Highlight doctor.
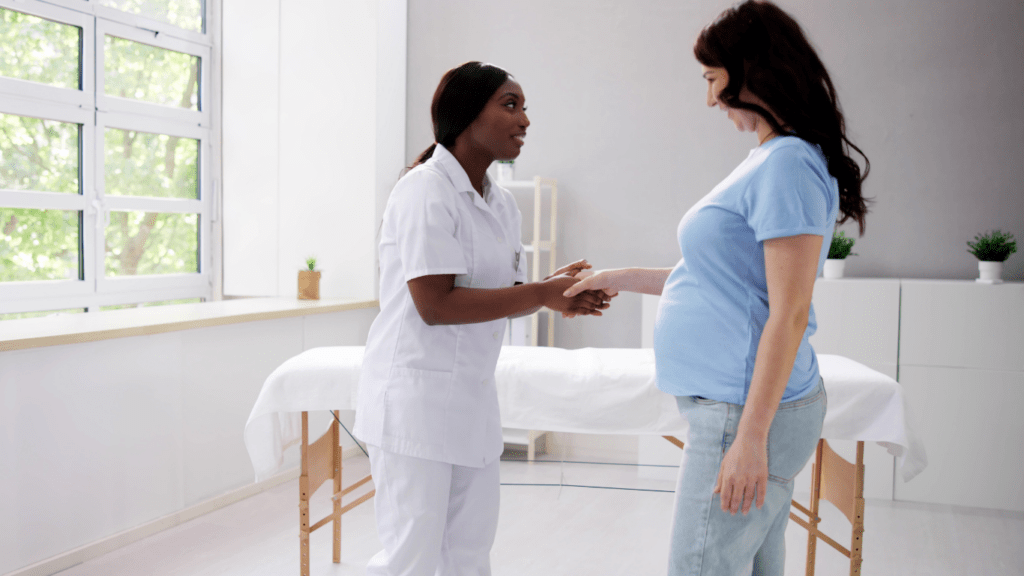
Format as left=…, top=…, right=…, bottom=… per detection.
left=353, top=61, right=611, bottom=576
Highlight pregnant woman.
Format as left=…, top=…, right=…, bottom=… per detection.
left=565, top=2, right=870, bottom=573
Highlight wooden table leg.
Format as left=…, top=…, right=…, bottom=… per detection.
left=333, top=410, right=342, bottom=564
left=298, top=410, right=376, bottom=574
left=850, top=441, right=865, bottom=576
left=805, top=439, right=824, bottom=576
left=300, top=411, right=311, bottom=576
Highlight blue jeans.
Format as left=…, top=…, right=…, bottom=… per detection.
left=668, top=380, right=826, bottom=576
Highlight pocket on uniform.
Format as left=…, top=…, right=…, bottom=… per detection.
left=382, top=367, right=453, bottom=445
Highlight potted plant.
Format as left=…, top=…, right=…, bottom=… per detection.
left=967, top=229, right=1017, bottom=284
left=298, top=256, right=321, bottom=300
left=495, top=159, right=515, bottom=182
left=824, top=230, right=856, bottom=279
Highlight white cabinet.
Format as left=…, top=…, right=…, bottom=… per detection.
left=895, top=280, right=1024, bottom=511
left=896, top=365, right=1024, bottom=511
left=807, top=278, right=900, bottom=380
left=500, top=177, right=559, bottom=347
left=899, top=280, right=1024, bottom=372
left=800, top=278, right=901, bottom=500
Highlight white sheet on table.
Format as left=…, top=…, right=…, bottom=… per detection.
left=244, top=346, right=926, bottom=483
left=244, top=347, right=364, bottom=482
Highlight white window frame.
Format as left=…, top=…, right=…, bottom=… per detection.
left=0, top=0, right=94, bottom=108
left=95, top=111, right=211, bottom=296
left=0, top=0, right=216, bottom=314
left=96, top=18, right=211, bottom=127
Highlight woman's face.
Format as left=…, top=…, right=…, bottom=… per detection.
left=463, top=79, right=530, bottom=161
left=701, top=65, right=761, bottom=134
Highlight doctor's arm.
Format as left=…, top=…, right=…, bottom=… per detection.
left=407, top=273, right=610, bottom=326
left=714, top=233, right=823, bottom=515
left=508, top=259, right=598, bottom=319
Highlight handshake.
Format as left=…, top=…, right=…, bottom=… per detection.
left=540, top=259, right=619, bottom=318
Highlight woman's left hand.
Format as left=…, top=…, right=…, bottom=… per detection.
left=713, top=436, right=768, bottom=515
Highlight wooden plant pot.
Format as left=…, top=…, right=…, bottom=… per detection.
left=298, top=270, right=321, bottom=300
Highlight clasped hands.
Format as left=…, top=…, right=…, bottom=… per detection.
left=541, top=259, right=618, bottom=318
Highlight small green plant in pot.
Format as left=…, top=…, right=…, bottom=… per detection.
left=967, top=229, right=1016, bottom=284
left=298, top=256, right=321, bottom=299
left=823, top=230, right=856, bottom=279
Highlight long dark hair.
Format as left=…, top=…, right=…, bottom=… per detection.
left=694, top=0, right=870, bottom=234
left=411, top=61, right=511, bottom=168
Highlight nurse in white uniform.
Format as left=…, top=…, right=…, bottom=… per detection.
left=353, top=61, right=612, bottom=576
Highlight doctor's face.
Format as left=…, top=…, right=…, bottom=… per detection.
left=463, top=79, right=530, bottom=161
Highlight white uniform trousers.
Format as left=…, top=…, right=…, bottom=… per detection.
left=367, top=444, right=500, bottom=576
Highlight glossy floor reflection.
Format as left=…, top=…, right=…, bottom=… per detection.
left=55, top=454, right=1024, bottom=576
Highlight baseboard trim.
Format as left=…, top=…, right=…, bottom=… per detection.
left=4, top=447, right=366, bottom=576
left=2, top=466, right=301, bottom=576
left=6, top=446, right=370, bottom=573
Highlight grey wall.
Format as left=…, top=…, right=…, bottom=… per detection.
left=406, top=0, right=1024, bottom=349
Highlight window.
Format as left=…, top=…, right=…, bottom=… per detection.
left=0, top=0, right=216, bottom=316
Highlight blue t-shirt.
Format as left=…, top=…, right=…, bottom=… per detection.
left=654, top=136, right=838, bottom=404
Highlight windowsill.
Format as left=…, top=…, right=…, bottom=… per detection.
left=0, top=297, right=379, bottom=352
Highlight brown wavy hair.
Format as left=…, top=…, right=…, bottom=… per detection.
left=694, top=0, right=871, bottom=234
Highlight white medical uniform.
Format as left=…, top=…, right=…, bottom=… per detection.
left=354, top=144, right=528, bottom=576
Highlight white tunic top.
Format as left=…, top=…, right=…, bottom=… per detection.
left=353, top=144, right=529, bottom=468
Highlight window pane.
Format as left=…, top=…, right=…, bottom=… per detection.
left=105, top=211, right=197, bottom=276
left=0, top=8, right=81, bottom=90
left=97, top=0, right=203, bottom=33
left=0, top=113, right=80, bottom=193
left=105, top=128, right=198, bottom=199
left=0, top=208, right=80, bottom=282
left=100, top=297, right=201, bottom=311
left=104, top=35, right=199, bottom=110
left=1, top=308, right=84, bottom=321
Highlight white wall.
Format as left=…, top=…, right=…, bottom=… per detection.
left=406, top=0, right=1024, bottom=350
left=0, top=307, right=377, bottom=574
left=223, top=0, right=406, bottom=300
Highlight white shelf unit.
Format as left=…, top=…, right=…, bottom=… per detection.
left=498, top=176, right=557, bottom=460
left=500, top=177, right=559, bottom=346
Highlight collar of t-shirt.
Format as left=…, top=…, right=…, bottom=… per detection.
left=432, top=144, right=500, bottom=214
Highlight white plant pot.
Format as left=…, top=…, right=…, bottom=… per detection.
left=977, top=261, right=1004, bottom=284
left=823, top=259, right=846, bottom=279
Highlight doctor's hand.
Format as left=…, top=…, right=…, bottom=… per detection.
left=544, top=259, right=592, bottom=280
left=713, top=436, right=768, bottom=516
left=539, top=275, right=611, bottom=316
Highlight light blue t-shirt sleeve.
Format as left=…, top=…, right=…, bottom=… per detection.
left=747, top=145, right=833, bottom=242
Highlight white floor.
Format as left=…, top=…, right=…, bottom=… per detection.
left=53, top=454, right=1024, bottom=576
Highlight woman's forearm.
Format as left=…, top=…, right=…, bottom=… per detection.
left=736, top=311, right=809, bottom=443
left=613, top=267, right=674, bottom=295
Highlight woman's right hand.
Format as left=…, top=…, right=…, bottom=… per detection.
left=562, top=269, right=622, bottom=299
left=540, top=275, right=612, bottom=316
left=558, top=269, right=623, bottom=319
